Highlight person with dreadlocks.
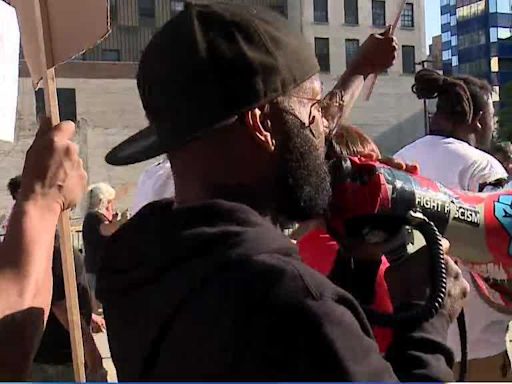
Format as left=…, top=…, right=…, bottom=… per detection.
left=395, top=69, right=512, bottom=381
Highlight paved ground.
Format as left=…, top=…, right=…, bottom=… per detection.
left=93, top=332, right=117, bottom=382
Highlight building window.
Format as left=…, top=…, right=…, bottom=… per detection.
left=345, top=39, right=360, bottom=67
left=441, top=13, right=450, bottom=24
left=491, top=56, right=499, bottom=72
left=500, top=58, right=512, bottom=71
left=110, top=0, right=117, bottom=23
left=314, top=0, right=328, bottom=23
left=170, top=0, right=185, bottom=16
left=35, top=89, right=77, bottom=122
left=138, top=0, right=155, bottom=25
left=458, top=29, right=486, bottom=49
left=315, top=37, right=330, bottom=72
left=344, top=0, right=358, bottom=24
left=372, top=0, right=386, bottom=27
left=402, top=45, right=416, bottom=74
left=489, top=0, right=512, bottom=13
left=270, top=2, right=288, bottom=18
left=456, top=0, right=485, bottom=21
left=490, top=27, right=512, bottom=43
left=101, top=49, right=120, bottom=61
left=452, top=55, right=458, bottom=67
left=313, top=0, right=329, bottom=23
left=493, top=86, right=500, bottom=102
left=401, top=3, right=414, bottom=28
left=459, top=58, right=488, bottom=77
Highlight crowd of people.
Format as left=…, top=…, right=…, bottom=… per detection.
left=3, top=1, right=512, bottom=381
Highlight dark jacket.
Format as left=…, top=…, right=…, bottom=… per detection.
left=97, top=200, right=454, bottom=381
left=82, top=211, right=108, bottom=274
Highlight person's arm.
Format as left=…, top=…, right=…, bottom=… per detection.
left=99, top=221, right=124, bottom=237
left=323, top=26, right=398, bottom=124
left=0, top=119, right=87, bottom=380
left=324, top=237, right=467, bottom=380
left=99, top=211, right=129, bottom=237
left=245, top=284, right=454, bottom=382
left=52, top=301, right=107, bottom=381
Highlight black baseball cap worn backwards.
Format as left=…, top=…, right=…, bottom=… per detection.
left=105, top=0, right=320, bottom=166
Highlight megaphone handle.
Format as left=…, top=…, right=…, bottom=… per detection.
left=364, top=213, right=447, bottom=328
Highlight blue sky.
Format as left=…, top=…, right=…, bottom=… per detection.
left=425, top=0, right=441, bottom=46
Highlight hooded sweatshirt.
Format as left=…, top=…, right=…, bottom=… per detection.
left=97, top=199, right=454, bottom=381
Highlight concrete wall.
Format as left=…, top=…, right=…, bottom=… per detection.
left=295, top=0, right=427, bottom=154
left=0, top=74, right=155, bottom=224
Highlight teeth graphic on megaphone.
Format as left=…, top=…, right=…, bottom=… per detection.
left=328, top=156, right=512, bottom=312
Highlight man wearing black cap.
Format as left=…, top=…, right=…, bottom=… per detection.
left=98, top=2, right=466, bottom=381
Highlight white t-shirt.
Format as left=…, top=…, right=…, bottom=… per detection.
left=132, top=159, right=175, bottom=214
left=395, top=135, right=511, bottom=361
left=395, top=135, right=507, bottom=192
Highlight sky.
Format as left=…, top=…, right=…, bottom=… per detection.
left=425, top=0, right=441, bottom=47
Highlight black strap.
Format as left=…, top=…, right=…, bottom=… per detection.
left=457, top=309, right=468, bottom=381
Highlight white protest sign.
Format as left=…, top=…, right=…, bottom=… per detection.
left=0, top=0, right=20, bottom=143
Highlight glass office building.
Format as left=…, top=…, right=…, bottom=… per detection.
left=441, top=0, right=512, bottom=106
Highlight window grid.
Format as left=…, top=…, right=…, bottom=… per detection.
left=372, top=0, right=386, bottom=27
left=401, top=3, right=414, bottom=28
left=138, top=0, right=155, bottom=26
left=402, top=45, right=416, bottom=74
left=345, top=39, right=360, bottom=67
left=35, top=89, right=77, bottom=122
left=344, top=0, right=358, bottom=24
left=314, top=0, right=328, bottom=23
left=101, top=49, right=121, bottom=62
left=315, top=37, right=330, bottom=72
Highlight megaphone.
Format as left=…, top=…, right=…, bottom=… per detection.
left=327, top=156, right=512, bottom=317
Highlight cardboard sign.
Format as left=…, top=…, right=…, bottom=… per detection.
left=0, top=0, right=20, bottom=142
left=12, top=0, right=110, bottom=87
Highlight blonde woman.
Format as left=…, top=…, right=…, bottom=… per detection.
left=82, top=183, right=128, bottom=311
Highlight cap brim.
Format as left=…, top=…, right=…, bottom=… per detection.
left=105, top=125, right=164, bottom=166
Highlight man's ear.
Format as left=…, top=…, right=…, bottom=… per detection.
left=470, top=111, right=484, bottom=132
left=244, top=108, right=276, bottom=152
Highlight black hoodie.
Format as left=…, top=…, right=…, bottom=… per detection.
left=97, top=200, right=454, bottom=381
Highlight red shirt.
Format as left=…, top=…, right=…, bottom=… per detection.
left=298, top=229, right=393, bottom=353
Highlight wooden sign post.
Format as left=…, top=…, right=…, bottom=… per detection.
left=11, top=0, right=110, bottom=381
left=35, top=0, right=86, bottom=379
left=364, top=0, right=407, bottom=101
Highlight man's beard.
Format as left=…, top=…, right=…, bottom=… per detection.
left=274, top=112, right=331, bottom=224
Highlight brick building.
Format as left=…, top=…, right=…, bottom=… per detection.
left=429, top=34, right=443, bottom=70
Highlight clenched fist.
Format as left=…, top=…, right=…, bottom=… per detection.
left=19, top=118, right=87, bottom=212
left=351, top=26, right=398, bottom=77
left=443, top=251, right=470, bottom=322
